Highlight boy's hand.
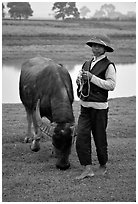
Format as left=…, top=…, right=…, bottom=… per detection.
left=82, top=71, right=93, bottom=81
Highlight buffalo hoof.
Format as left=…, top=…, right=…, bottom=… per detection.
left=30, top=140, right=40, bottom=152
left=56, top=162, right=70, bottom=171
left=24, top=137, right=30, bottom=143
left=24, top=137, right=33, bottom=143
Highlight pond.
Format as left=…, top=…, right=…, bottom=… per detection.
left=2, top=62, right=136, bottom=103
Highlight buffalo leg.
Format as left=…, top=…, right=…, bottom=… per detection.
left=24, top=110, right=33, bottom=143
left=30, top=111, right=41, bottom=152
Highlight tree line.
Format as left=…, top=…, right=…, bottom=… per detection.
left=2, top=2, right=136, bottom=20
left=2, top=2, right=80, bottom=20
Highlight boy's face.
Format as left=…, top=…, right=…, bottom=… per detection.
left=91, top=43, right=106, bottom=57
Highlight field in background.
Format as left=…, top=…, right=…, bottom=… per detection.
left=2, top=97, right=136, bottom=202
left=2, top=19, right=136, bottom=65
left=3, top=19, right=136, bottom=37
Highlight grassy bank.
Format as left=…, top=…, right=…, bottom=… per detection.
left=2, top=19, right=136, bottom=65
left=2, top=97, right=136, bottom=202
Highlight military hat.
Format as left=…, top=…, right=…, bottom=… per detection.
left=86, top=34, right=114, bottom=52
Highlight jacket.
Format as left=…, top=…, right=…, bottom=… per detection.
left=77, top=57, right=115, bottom=102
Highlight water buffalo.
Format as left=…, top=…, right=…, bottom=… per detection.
left=19, top=56, right=75, bottom=170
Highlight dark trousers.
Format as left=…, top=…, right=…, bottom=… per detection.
left=76, top=106, right=108, bottom=166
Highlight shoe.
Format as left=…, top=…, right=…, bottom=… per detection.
left=99, top=165, right=107, bottom=175
left=75, top=165, right=94, bottom=180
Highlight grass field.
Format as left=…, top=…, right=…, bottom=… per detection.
left=2, top=19, right=136, bottom=65
left=2, top=97, right=136, bottom=202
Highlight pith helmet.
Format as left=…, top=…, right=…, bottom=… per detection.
left=86, top=34, right=114, bottom=52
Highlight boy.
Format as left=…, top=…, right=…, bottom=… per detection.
left=76, top=34, right=116, bottom=179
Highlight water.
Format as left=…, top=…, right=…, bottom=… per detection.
left=2, top=63, right=136, bottom=103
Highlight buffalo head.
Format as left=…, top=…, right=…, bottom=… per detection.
left=32, top=99, right=75, bottom=170
left=52, top=122, right=73, bottom=170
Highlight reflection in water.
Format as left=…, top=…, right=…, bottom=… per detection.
left=108, top=64, right=136, bottom=99
left=2, top=63, right=136, bottom=103
left=2, top=66, right=21, bottom=103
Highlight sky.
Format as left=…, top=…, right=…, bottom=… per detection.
left=3, top=1, right=136, bottom=19
left=30, top=1, right=136, bottom=19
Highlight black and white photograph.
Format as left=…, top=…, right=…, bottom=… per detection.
left=2, top=1, right=136, bottom=202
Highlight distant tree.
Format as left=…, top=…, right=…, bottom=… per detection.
left=127, top=11, right=136, bottom=19
left=52, top=2, right=80, bottom=20
left=80, top=6, right=91, bottom=18
left=93, top=3, right=136, bottom=20
left=2, top=3, right=5, bottom=18
left=7, top=2, right=33, bottom=20
left=101, top=4, right=115, bottom=17
left=93, top=3, right=116, bottom=18
left=93, top=9, right=105, bottom=19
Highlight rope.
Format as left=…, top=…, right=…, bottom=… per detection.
left=79, top=71, right=90, bottom=98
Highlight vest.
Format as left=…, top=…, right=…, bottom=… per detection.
left=77, top=57, right=115, bottom=102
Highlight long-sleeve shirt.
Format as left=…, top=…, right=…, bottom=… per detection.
left=80, top=54, right=116, bottom=109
